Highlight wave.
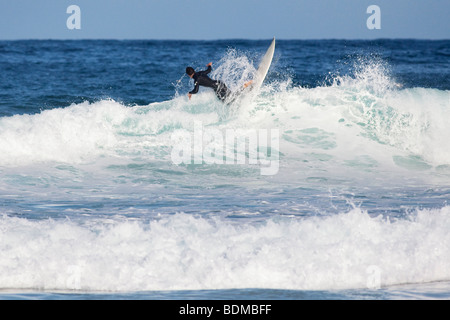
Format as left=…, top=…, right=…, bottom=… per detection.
left=0, top=56, right=448, bottom=175
left=1, top=206, right=449, bottom=291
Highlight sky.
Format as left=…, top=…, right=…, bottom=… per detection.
left=0, top=0, right=449, bottom=40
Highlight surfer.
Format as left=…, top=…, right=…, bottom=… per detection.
left=186, top=62, right=252, bottom=102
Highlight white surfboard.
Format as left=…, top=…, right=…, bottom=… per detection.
left=252, top=37, right=276, bottom=91
left=226, top=38, right=275, bottom=104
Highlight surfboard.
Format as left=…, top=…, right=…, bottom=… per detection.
left=226, top=37, right=275, bottom=104
left=252, top=37, right=276, bottom=91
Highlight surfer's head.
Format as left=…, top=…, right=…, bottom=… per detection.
left=186, top=67, right=195, bottom=78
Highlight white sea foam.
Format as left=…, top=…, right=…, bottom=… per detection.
left=0, top=51, right=449, bottom=175
left=1, top=206, right=449, bottom=291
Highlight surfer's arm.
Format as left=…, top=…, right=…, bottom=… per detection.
left=204, top=63, right=212, bottom=74
left=188, top=82, right=199, bottom=99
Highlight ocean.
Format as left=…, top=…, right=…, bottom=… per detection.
left=0, top=39, right=449, bottom=301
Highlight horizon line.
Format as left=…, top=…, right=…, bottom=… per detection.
left=1, top=37, right=449, bottom=42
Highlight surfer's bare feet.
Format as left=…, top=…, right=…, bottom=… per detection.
left=244, top=80, right=253, bottom=88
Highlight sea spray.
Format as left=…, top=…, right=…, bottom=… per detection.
left=0, top=73, right=448, bottom=174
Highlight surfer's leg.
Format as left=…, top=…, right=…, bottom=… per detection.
left=215, top=81, right=231, bottom=101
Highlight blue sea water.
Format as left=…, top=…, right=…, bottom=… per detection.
left=0, top=39, right=450, bottom=300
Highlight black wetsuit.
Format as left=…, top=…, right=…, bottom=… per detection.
left=189, top=65, right=230, bottom=101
